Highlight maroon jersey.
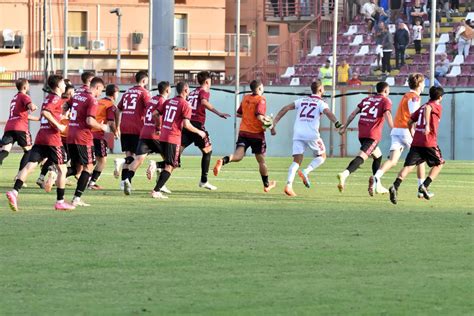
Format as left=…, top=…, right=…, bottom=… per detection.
left=411, top=100, right=442, bottom=147
left=187, top=87, right=210, bottom=124
left=140, top=95, right=164, bottom=140
left=357, top=94, right=392, bottom=141
left=4, top=93, right=32, bottom=132
left=75, top=85, right=89, bottom=94
left=67, top=91, right=98, bottom=146
left=157, top=96, right=192, bottom=145
left=35, top=93, right=63, bottom=147
left=117, top=85, right=151, bottom=135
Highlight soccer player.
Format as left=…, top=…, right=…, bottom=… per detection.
left=88, top=84, right=120, bottom=190
left=36, top=81, right=74, bottom=191
left=76, top=71, right=94, bottom=94
left=0, top=78, right=37, bottom=171
left=271, top=80, right=343, bottom=196
left=389, top=86, right=445, bottom=204
left=213, top=80, right=276, bottom=193
left=122, top=81, right=171, bottom=195
left=115, top=70, right=151, bottom=188
left=337, top=81, right=394, bottom=193
left=5, top=75, right=75, bottom=211
left=180, top=71, right=230, bottom=191
left=372, top=73, right=426, bottom=196
left=150, top=81, right=206, bottom=199
left=67, top=77, right=107, bottom=206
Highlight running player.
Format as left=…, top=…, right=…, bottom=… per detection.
left=389, top=86, right=445, bottom=204
left=6, top=75, right=75, bottom=211
left=115, top=70, right=151, bottom=188
left=337, top=81, right=394, bottom=192
left=372, top=73, right=426, bottom=196
left=271, top=80, right=343, bottom=196
left=123, top=81, right=171, bottom=195
left=180, top=71, right=230, bottom=191
left=67, top=77, right=107, bottom=207
left=88, top=84, right=120, bottom=190
left=213, top=80, right=276, bottom=193
left=0, top=78, right=37, bottom=172
left=150, top=81, right=206, bottom=199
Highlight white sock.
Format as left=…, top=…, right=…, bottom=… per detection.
left=304, top=156, right=325, bottom=174
left=342, top=170, right=350, bottom=178
left=374, top=169, right=384, bottom=180
left=418, top=178, right=424, bottom=186
left=287, top=162, right=300, bottom=185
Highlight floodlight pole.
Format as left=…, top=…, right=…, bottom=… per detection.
left=329, top=0, right=339, bottom=157
left=110, top=8, right=122, bottom=84
left=43, top=0, right=47, bottom=84
left=234, top=0, right=241, bottom=145
left=429, top=1, right=437, bottom=86
left=63, top=0, right=68, bottom=78
left=148, top=0, right=153, bottom=89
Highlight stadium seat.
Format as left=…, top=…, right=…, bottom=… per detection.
left=398, top=65, right=409, bottom=75
left=344, top=25, right=358, bottom=36
left=446, top=76, right=458, bottom=86
left=468, top=76, right=474, bottom=87
left=308, top=46, right=322, bottom=56
left=281, top=67, right=295, bottom=78
left=348, top=45, right=359, bottom=55
left=290, top=77, right=300, bottom=86
left=464, top=55, right=474, bottom=65
left=446, top=65, right=461, bottom=77
left=386, top=77, right=395, bottom=85
left=350, top=35, right=363, bottom=46
left=461, top=65, right=472, bottom=75
left=437, top=33, right=450, bottom=44
left=450, top=54, right=464, bottom=66
left=438, top=77, right=447, bottom=86
left=338, top=45, right=349, bottom=55
left=355, top=45, right=369, bottom=56
left=353, top=55, right=365, bottom=65
left=457, top=76, right=469, bottom=86
left=395, top=76, right=406, bottom=86
left=345, top=55, right=355, bottom=64
left=435, top=44, right=446, bottom=55
left=466, top=12, right=474, bottom=21
left=388, top=24, right=396, bottom=33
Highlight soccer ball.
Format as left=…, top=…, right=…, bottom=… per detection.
left=262, top=115, right=274, bottom=129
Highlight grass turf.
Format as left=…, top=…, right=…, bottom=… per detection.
left=0, top=154, right=472, bottom=315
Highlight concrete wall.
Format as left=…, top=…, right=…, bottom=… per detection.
left=1, top=85, right=473, bottom=160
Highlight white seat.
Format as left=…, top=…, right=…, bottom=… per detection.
left=466, top=12, right=474, bottom=21
left=343, top=25, right=358, bottom=36
left=308, top=46, right=322, bottom=56
left=385, top=77, right=395, bottom=86
left=289, top=77, right=300, bottom=86
left=355, top=45, right=369, bottom=56
left=2, top=29, right=14, bottom=42
left=437, top=33, right=450, bottom=44
left=349, top=34, right=363, bottom=46
left=388, top=24, right=396, bottom=33
left=435, top=44, right=446, bottom=54
left=450, top=54, right=464, bottom=66
left=281, top=67, right=295, bottom=78
left=446, top=65, right=461, bottom=77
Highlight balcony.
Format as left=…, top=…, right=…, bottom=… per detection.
left=264, top=0, right=320, bottom=21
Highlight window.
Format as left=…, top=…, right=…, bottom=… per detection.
left=267, top=45, right=278, bottom=63
left=174, top=14, right=187, bottom=49
left=267, top=25, right=280, bottom=37
left=68, top=11, right=87, bottom=48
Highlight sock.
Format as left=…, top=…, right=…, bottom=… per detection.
left=222, top=156, right=230, bottom=165
left=200, top=151, right=212, bottom=183
left=304, top=156, right=325, bottom=174
left=74, top=171, right=91, bottom=198
left=372, top=156, right=382, bottom=175
left=0, top=150, right=9, bottom=165
left=287, top=162, right=300, bottom=185
left=13, top=179, right=24, bottom=192
left=347, top=156, right=364, bottom=174
left=156, top=161, right=165, bottom=169
left=261, top=175, right=270, bottom=187
left=418, top=178, right=424, bottom=186
left=393, top=177, right=403, bottom=190
left=89, top=170, right=101, bottom=184
left=66, top=167, right=77, bottom=178
left=124, top=156, right=135, bottom=164
left=121, top=168, right=129, bottom=181
left=128, top=170, right=135, bottom=182
left=56, top=188, right=65, bottom=201
left=154, top=170, right=171, bottom=192
left=423, top=177, right=432, bottom=188
left=41, top=159, right=53, bottom=177
left=374, top=169, right=384, bottom=180
left=19, top=150, right=30, bottom=171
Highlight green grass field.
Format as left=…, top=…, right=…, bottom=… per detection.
left=0, top=153, right=473, bottom=315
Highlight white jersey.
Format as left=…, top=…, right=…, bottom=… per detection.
left=293, top=95, right=329, bottom=141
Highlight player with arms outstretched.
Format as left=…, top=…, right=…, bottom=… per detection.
left=213, top=80, right=276, bottom=193
left=389, top=86, right=445, bottom=204
left=271, top=80, right=343, bottom=196
left=337, top=81, right=394, bottom=193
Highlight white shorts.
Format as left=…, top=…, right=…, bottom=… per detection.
left=292, top=138, right=326, bottom=156
left=389, top=134, right=413, bottom=152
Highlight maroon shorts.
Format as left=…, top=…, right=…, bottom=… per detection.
left=359, top=138, right=379, bottom=156
left=160, top=141, right=181, bottom=168
left=68, top=144, right=95, bottom=166
left=404, top=146, right=445, bottom=167
left=29, top=144, right=67, bottom=165
left=93, top=138, right=108, bottom=158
